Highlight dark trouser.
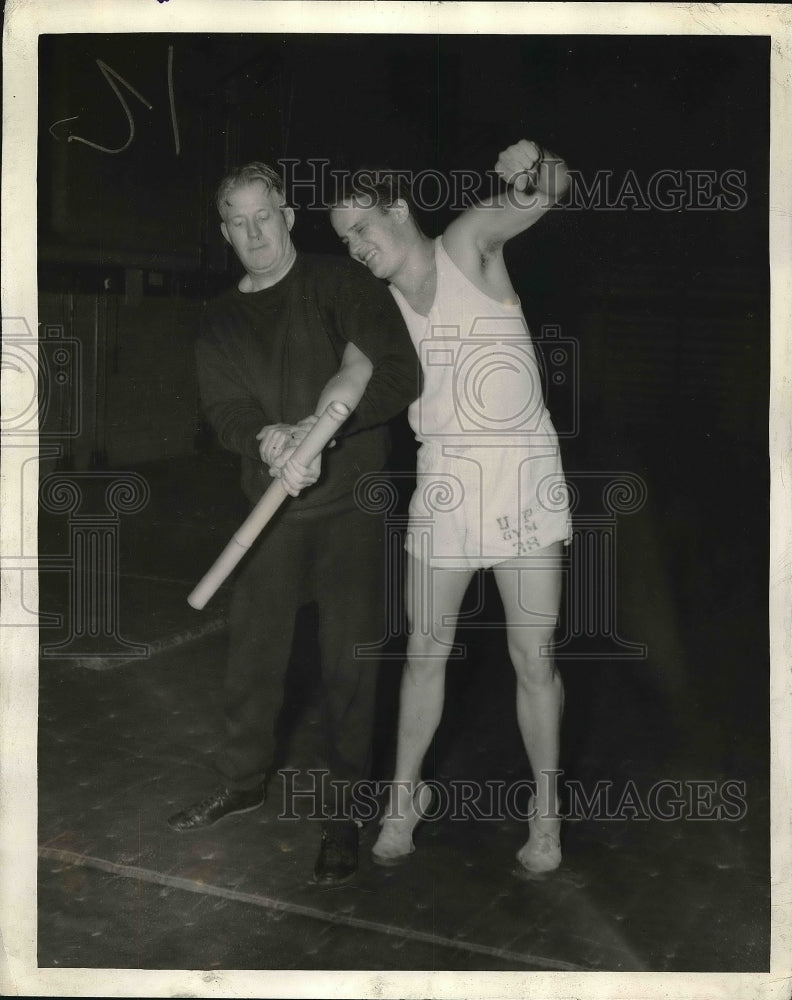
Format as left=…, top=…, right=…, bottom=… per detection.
left=214, top=499, right=385, bottom=818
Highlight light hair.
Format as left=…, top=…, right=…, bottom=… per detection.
left=215, top=162, right=286, bottom=216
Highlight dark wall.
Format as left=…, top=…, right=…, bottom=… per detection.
left=35, top=31, right=770, bottom=756
left=37, top=33, right=769, bottom=475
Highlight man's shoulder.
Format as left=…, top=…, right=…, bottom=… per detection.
left=299, top=251, right=354, bottom=277
left=198, top=285, right=245, bottom=347
left=299, top=251, right=386, bottom=291
left=204, top=283, right=240, bottom=313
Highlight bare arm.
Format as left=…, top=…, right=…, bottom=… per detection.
left=256, top=341, right=374, bottom=495
left=312, top=340, right=374, bottom=416
left=443, top=139, right=570, bottom=266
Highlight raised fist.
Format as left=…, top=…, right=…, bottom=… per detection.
left=494, top=139, right=544, bottom=192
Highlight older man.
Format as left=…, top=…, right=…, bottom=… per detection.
left=168, top=162, right=420, bottom=886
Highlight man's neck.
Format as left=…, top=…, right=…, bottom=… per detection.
left=240, top=243, right=298, bottom=293
left=389, top=234, right=435, bottom=299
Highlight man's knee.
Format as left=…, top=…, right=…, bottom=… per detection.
left=406, top=623, right=457, bottom=664
left=508, top=631, right=557, bottom=686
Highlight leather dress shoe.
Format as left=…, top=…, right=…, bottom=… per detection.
left=167, top=783, right=265, bottom=832
left=313, top=820, right=358, bottom=886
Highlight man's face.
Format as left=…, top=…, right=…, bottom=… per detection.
left=220, top=181, right=295, bottom=286
left=330, top=199, right=404, bottom=281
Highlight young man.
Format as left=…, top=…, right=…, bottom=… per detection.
left=168, top=162, right=420, bottom=886
left=330, top=140, right=572, bottom=873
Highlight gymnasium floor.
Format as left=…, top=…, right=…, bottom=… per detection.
left=36, top=449, right=770, bottom=974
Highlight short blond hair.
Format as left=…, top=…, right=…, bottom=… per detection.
left=215, top=162, right=286, bottom=216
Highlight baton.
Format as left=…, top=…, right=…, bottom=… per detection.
left=187, top=400, right=350, bottom=610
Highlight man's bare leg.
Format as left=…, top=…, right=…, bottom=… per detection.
left=493, top=542, right=564, bottom=871
left=372, top=558, right=474, bottom=862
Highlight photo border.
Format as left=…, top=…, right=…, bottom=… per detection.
left=2, top=2, right=790, bottom=997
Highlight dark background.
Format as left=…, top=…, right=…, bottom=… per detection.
left=37, top=30, right=770, bottom=796
left=37, top=28, right=770, bottom=737
left=35, top=31, right=771, bottom=970
left=36, top=30, right=769, bottom=662
left=37, top=32, right=769, bottom=468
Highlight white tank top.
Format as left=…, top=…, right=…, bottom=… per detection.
left=389, top=237, right=549, bottom=445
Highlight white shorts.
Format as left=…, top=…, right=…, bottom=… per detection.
left=405, top=435, right=571, bottom=570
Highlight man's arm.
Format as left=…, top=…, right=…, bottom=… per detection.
left=331, top=262, right=422, bottom=435
left=261, top=261, right=419, bottom=462
left=258, top=260, right=420, bottom=496
left=257, top=342, right=373, bottom=495
left=443, top=139, right=570, bottom=268
left=195, top=333, right=268, bottom=461
left=312, top=341, right=374, bottom=416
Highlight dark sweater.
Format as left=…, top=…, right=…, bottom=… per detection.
left=195, top=252, right=420, bottom=512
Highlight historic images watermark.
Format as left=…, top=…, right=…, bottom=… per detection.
left=277, top=770, right=748, bottom=824
left=8, top=151, right=748, bottom=659
left=279, top=159, right=748, bottom=213
left=2, top=316, right=150, bottom=659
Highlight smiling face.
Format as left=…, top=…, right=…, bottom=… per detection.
left=219, top=181, right=295, bottom=290
left=330, top=197, right=407, bottom=281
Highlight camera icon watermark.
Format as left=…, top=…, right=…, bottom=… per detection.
left=417, top=317, right=579, bottom=443
left=1, top=318, right=81, bottom=438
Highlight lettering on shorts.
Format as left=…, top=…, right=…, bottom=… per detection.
left=496, top=509, right=540, bottom=555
